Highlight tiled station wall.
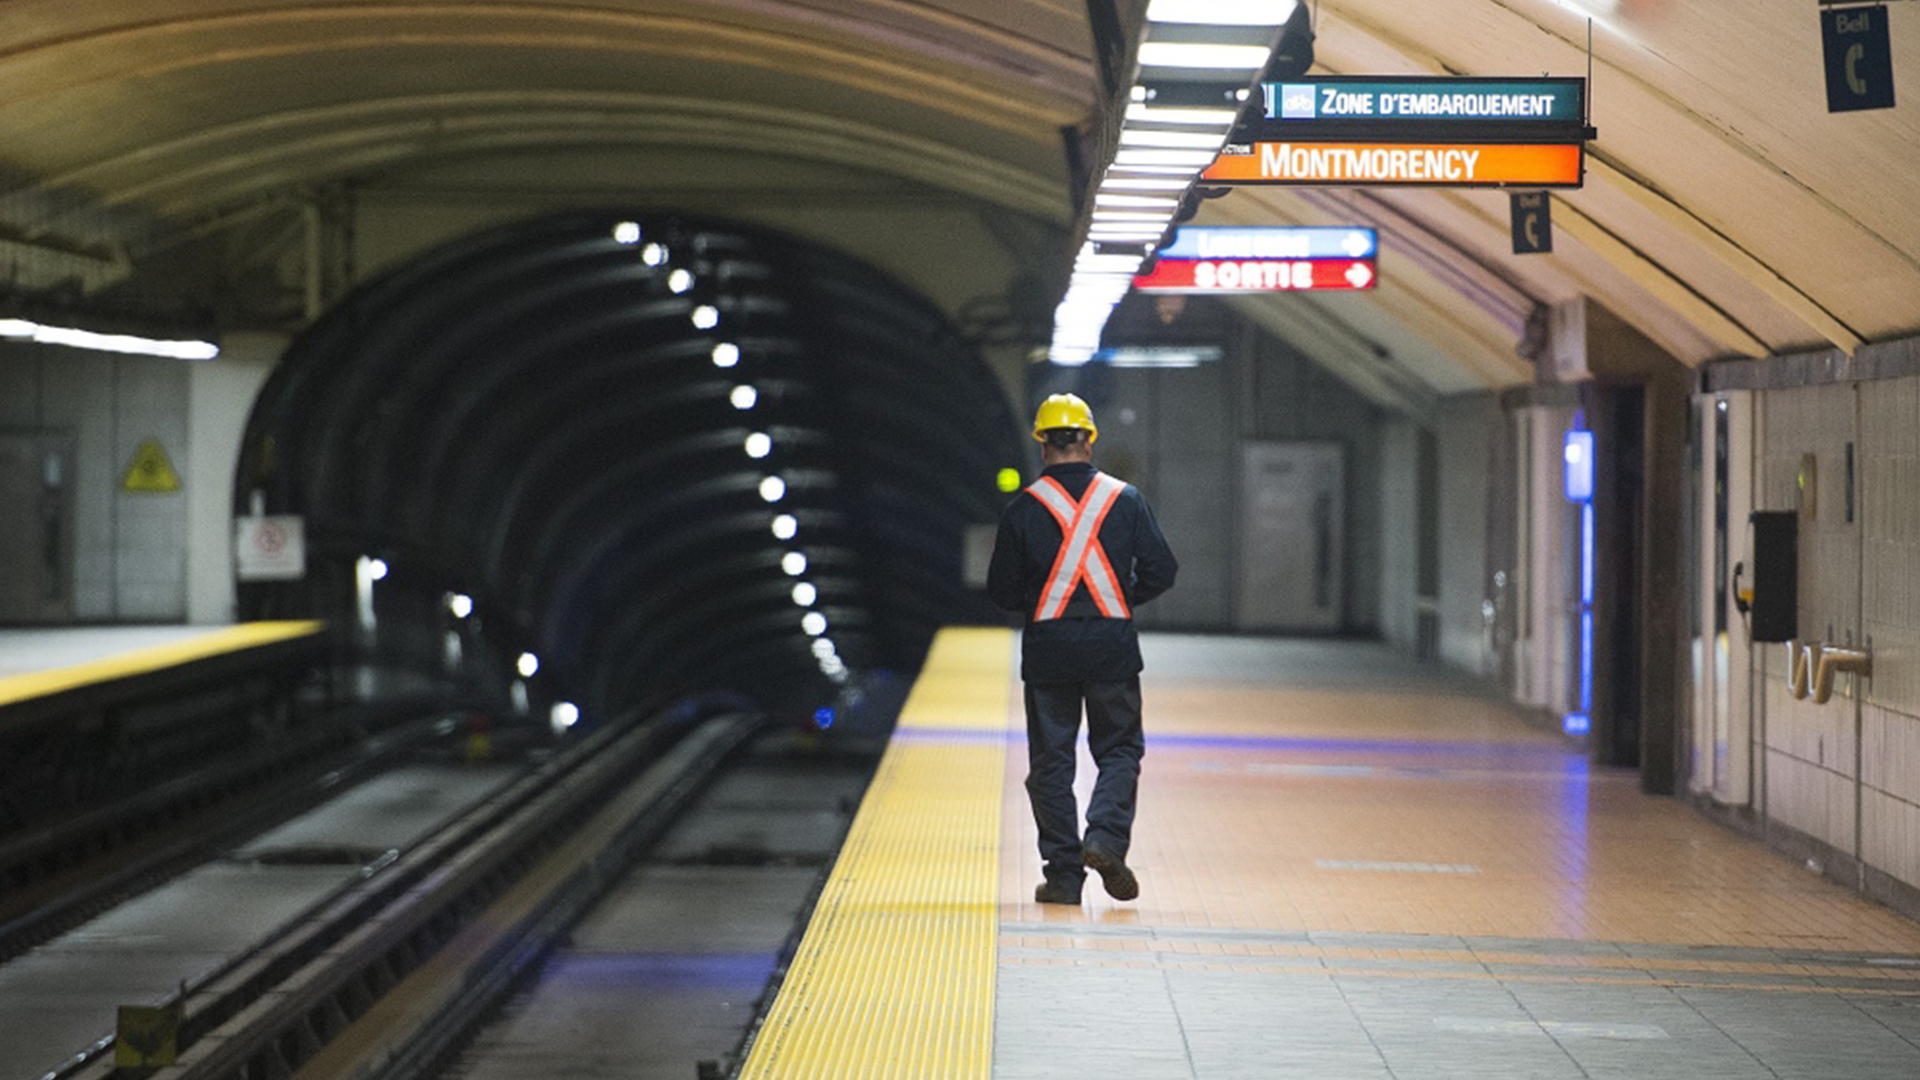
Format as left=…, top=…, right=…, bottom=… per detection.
left=0, top=345, right=191, bottom=620
left=1752, top=374, right=1920, bottom=903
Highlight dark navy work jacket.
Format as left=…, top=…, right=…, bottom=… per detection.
left=986, top=462, right=1178, bottom=682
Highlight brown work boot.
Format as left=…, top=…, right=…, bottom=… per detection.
left=1082, top=842, right=1139, bottom=901
left=1034, top=879, right=1082, bottom=905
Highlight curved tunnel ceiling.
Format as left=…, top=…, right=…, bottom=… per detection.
left=236, top=211, right=1022, bottom=722
left=0, top=4, right=1915, bottom=474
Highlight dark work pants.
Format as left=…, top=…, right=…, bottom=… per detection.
left=1023, top=677, right=1144, bottom=885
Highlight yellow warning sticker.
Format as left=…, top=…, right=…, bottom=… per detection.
left=123, top=438, right=181, bottom=493
left=115, top=1003, right=181, bottom=1066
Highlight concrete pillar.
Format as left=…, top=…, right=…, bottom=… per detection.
left=186, top=332, right=282, bottom=624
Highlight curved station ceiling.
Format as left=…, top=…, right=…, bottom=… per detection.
left=0, top=1, right=1915, bottom=715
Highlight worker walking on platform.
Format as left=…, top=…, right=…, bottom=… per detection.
left=988, top=392, right=1177, bottom=905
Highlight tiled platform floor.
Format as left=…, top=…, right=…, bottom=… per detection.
left=994, top=634, right=1920, bottom=1079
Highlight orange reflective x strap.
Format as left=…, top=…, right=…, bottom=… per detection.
left=1026, top=472, right=1131, bottom=621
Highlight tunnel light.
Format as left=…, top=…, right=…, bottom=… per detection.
left=691, top=304, right=720, bottom=330
left=1147, top=0, right=1299, bottom=24
left=759, top=475, right=787, bottom=502
left=772, top=513, right=798, bottom=540
left=744, top=431, right=772, bottom=458
left=782, top=551, right=808, bottom=576
left=0, top=317, right=221, bottom=360
left=612, top=221, right=641, bottom=245
left=793, top=581, right=817, bottom=606
left=1136, top=42, right=1271, bottom=69
left=997, top=468, right=1023, bottom=492
left=517, top=651, right=540, bottom=677
left=811, top=636, right=836, bottom=658
left=365, top=557, right=389, bottom=581
left=668, top=269, right=693, bottom=294
left=712, top=342, right=740, bottom=368
left=447, top=592, right=474, bottom=619
left=550, top=701, right=581, bottom=732
left=813, top=705, right=837, bottom=728
left=730, top=385, right=758, bottom=410
left=802, top=611, right=828, bottom=636
left=642, top=242, right=668, bottom=267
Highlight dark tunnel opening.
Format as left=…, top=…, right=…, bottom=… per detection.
left=234, top=211, right=1022, bottom=729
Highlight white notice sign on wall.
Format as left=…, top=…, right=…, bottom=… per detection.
left=235, top=515, right=306, bottom=581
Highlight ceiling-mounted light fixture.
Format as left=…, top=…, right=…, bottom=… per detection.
left=1046, top=1, right=1296, bottom=366
left=0, top=317, right=219, bottom=360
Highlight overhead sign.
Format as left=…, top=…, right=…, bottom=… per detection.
left=1264, top=77, right=1586, bottom=125
left=1158, top=226, right=1376, bottom=260
left=122, top=438, right=181, bottom=493
left=1135, top=258, right=1375, bottom=292
left=1203, top=141, right=1584, bottom=188
left=1511, top=192, right=1553, bottom=254
left=1822, top=5, right=1895, bottom=112
left=1138, top=226, right=1379, bottom=293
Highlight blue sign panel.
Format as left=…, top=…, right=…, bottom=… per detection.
left=1262, top=77, right=1586, bottom=124
left=1158, top=226, right=1377, bottom=261
left=1823, top=5, right=1895, bottom=112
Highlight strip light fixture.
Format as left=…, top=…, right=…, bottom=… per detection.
left=1047, top=0, right=1298, bottom=365
left=0, top=317, right=220, bottom=360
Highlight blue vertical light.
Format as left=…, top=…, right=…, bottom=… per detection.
left=1565, top=429, right=1594, bottom=737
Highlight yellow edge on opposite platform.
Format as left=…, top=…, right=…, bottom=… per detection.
left=0, top=621, right=325, bottom=709
left=739, top=626, right=1015, bottom=1080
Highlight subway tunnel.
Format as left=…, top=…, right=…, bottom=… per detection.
left=234, top=211, right=1022, bottom=724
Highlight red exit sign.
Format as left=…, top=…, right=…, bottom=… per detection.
left=1134, top=257, right=1376, bottom=293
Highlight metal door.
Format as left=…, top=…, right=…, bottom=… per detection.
left=1236, top=441, right=1343, bottom=631
left=0, top=431, right=75, bottom=623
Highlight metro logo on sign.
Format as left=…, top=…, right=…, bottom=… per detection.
left=1205, top=141, right=1583, bottom=188
left=1134, top=258, right=1376, bottom=294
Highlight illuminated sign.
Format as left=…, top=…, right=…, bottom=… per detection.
left=1158, top=226, right=1376, bottom=261
left=1136, top=226, right=1379, bottom=293
left=1203, top=141, right=1584, bottom=188
left=1263, top=77, right=1586, bottom=125
left=1135, top=258, right=1375, bottom=293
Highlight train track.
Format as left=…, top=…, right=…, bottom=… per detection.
left=46, top=706, right=786, bottom=1080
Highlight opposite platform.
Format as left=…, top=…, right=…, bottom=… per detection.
left=745, top=630, right=1920, bottom=1079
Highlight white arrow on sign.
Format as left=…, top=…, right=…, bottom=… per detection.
left=1345, top=262, right=1374, bottom=288
left=1342, top=231, right=1372, bottom=257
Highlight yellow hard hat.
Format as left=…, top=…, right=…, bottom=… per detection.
left=1031, top=393, right=1098, bottom=443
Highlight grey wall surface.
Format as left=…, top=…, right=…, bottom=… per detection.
left=1035, top=297, right=1388, bottom=635
left=0, top=343, right=191, bottom=622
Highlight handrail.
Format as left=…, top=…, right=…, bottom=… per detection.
left=1786, top=640, right=1872, bottom=704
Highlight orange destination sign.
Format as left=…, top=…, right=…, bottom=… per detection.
left=1203, top=141, right=1584, bottom=188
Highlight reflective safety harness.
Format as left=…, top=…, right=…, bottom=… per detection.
left=1026, top=471, right=1132, bottom=621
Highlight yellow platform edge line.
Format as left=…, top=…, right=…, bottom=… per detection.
left=739, top=627, right=1015, bottom=1080
left=0, top=621, right=325, bottom=709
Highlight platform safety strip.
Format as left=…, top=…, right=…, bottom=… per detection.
left=0, top=621, right=324, bottom=708
left=739, top=627, right=1015, bottom=1079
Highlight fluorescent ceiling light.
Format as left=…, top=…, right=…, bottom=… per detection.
left=1093, top=193, right=1181, bottom=208
left=1113, top=148, right=1222, bottom=168
left=1147, top=0, right=1299, bottom=25
left=1099, top=176, right=1194, bottom=191
left=1119, top=128, right=1232, bottom=150
left=1106, top=163, right=1206, bottom=176
left=1092, top=211, right=1174, bottom=223
left=1136, top=42, right=1271, bottom=69
left=1124, top=103, right=1241, bottom=127
left=0, top=317, right=219, bottom=360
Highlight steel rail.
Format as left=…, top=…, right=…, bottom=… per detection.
left=62, top=708, right=759, bottom=1080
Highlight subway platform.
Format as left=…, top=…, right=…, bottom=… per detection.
left=739, top=629, right=1920, bottom=1079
